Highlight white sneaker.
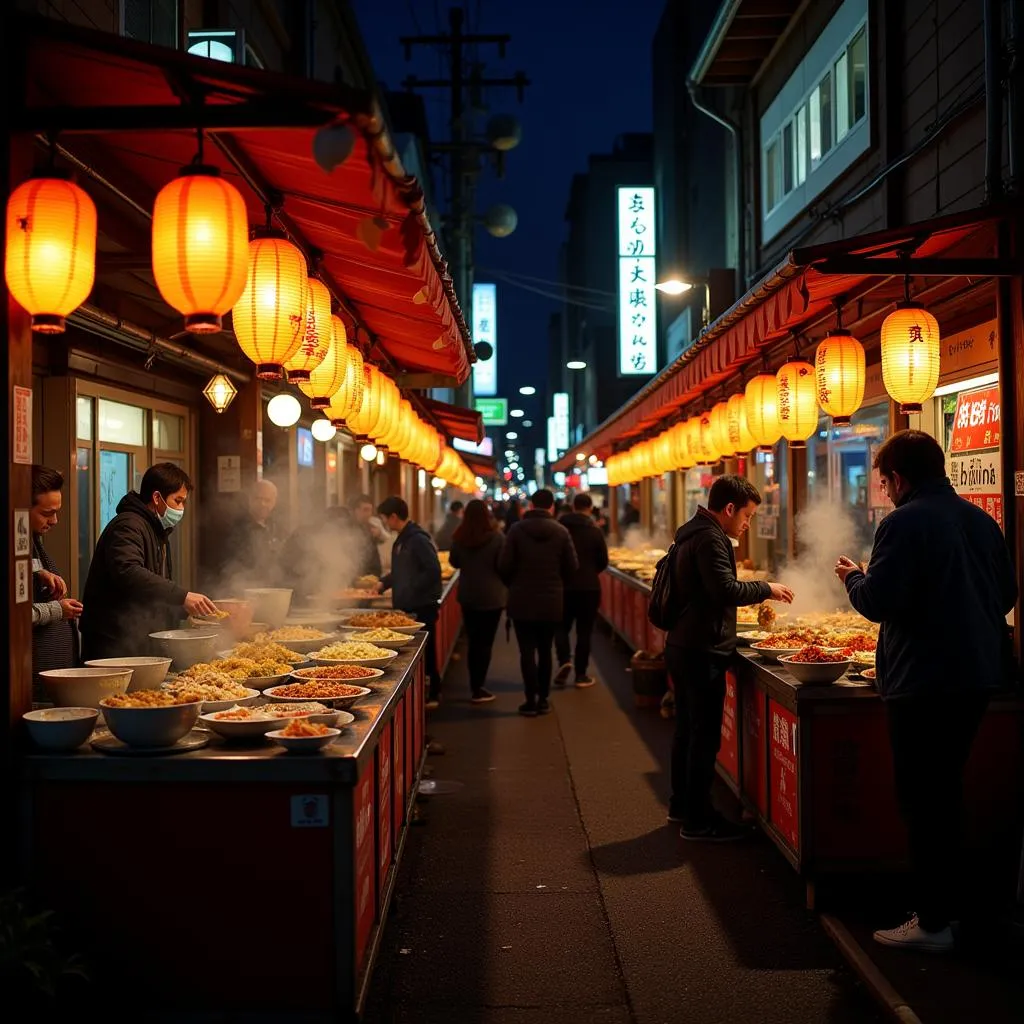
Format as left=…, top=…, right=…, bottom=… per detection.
left=872, top=914, right=954, bottom=953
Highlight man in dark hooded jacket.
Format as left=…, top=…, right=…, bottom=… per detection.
left=498, top=489, right=578, bottom=716
left=80, top=463, right=217, bottom=660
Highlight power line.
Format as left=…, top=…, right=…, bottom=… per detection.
left=487, top=270, right=612, bottom=311
left=478, top=266, right=616, bottom=297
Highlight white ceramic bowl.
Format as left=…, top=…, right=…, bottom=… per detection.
left=266, top=727, right=341, bottom=754
left=311, top=650, right=399, bottom=669
left=243, top=588, right=294, bottom=628
left=259, top=704, right=342, bottom=727
left=341, top=630, right=414, bottom=650
left=283, top=612, right=344, bottom=633
left=23, top=707, right=99, bottom=751
left=749, top=643, right=803, bottom=664
left=777, top=656, right=852, bottom=685
left=192, top=688, right=262, bottom=714
left=84, top=656, right=172, bottom=692
left=264, top=684, right=372, bottom=710
left=242, top=672, right=294, bottom=692
left=199, top=709, right=287, bottom=740
left=38, top=667, right=133, bottom=709
left=99, top=699, right=202, bottom=748
left=148, top=630, right=220, bottom=670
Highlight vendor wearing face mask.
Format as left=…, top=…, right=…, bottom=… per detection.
left=80, top=462, right=217, bottom=660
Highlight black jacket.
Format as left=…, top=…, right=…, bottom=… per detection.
left=80, top=492, right=189, bottom=660
left=449, top=532, right=507, bottom=610
left=844, top=479, right=1016, bottom=700
left=559, top=512, right=609, bottom=592
left=498, top=510, right=578, bottom=622
left=380, top=521, right=441, bottom=616
left=667, top=508, right=771, bottom=654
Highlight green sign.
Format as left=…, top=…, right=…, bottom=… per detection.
left=475, top=397, right=508, bottom=426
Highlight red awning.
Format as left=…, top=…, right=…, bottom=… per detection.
left=420, top=397, right=485, bottom=444
left=554, top=211, right=1000, bottom=471
left=13, top=15, right=473, bottom=384
left=461, top=452, right=498, bottom=479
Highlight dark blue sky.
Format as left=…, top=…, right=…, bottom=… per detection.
left=351, top=0, right=665, bottom=451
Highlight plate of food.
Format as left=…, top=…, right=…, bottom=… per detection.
left=340, top=627, right=415, bottom=649
left=309, top=641, right=400, bottom=668
left=289, top=665, right=384, bottom=683
left=263, top=682, right=373, bottom=709
left=221, top=641, right=308, bottom=666
left=266, top=719, right=342, bottom=753
left=162, top=675, right=261, bottom=713
left=861, top=667, right=876, bottom=681
left=749, top=641, right=804, bottom=664
left=199, top=705, right=287, bottom=740
left=250, top=626, right=338, bottom=654
left=252, top=701, right=339, bottom=726
left=338, top=612, right=425, bottom=634
left=778, top=646, right=852, bottom=684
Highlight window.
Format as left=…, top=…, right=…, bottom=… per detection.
left=850, top=29, right=867, bottom=123
left=120, top=0, right=178, bottom=49
left=766, top=139, right=780, bottom=209
left=835, top=51, right=850, bottom=141
left=782, top=123, right=794, bottom=194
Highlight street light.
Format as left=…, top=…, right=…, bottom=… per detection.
left=656, top=275, right=711, bottom=328
left=506, top=431, right=518, bottom=439
left=566, top=360, right=587, bottom=370
left=510, top=408, right=524, bottom=418
left=519, top=385, right=536, bottom=395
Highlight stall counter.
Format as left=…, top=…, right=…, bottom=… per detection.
left=436, top=569, right=462, bottom=679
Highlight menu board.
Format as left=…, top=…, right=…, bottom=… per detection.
left=353, top=770, right=376, bottom=972
left=769, top=702, right=799, bottom=851
left=717, top=671, right=739, bottom=781
left=947, top=384, right=1002, bottom=528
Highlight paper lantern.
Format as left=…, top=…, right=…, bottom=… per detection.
left=202, top=373, right=237, bottom=413
left=726, top=393, right=756, bottom=455
left=744, top=374, right=783, bottom=452
left=815, top=330, right=865, bottom=425
left=880, top=304, right=941, bottom=413
left=710, top=401, right=731, bottom=457
left=654, top=431, right=674, bottom=475
left=671, top=421, right=692, bottom=469
left=267, top=392, right=301, bottom=428
left=151, top=166, right=248, bottom=334
left=323, top=342, right=365, bottom=426
left=776, top=360, right=818, bottom=448
left=699, top=411, right=720, bottom=464
left=5, top=175, right=97, bottom=333
left=284, top=279, right=332, bottom=382
left=346, top=364, right=383, bottom=441
left=298, top=314, right=348, bottom=409
left=232, top=234, right=307, bottom=379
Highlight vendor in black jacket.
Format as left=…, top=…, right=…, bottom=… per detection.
left=836, top=430, right=1017, bottom=954
left=80, top=463, right=217, bottom=660
left=666, top=475, right=793, bottom=842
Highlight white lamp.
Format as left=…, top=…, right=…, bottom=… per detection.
left=360, top=443, right=378, bottom=462
left=310, top=419, right=337, bottom=442
left=267, top=393, right=301, bottom=428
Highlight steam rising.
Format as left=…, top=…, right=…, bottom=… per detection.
left=622, top=524, right=672, bottom=551
left=780, top=496, right=860, bottom=615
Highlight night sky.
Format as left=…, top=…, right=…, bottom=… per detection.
left=351, top=0, right=665, bottom=458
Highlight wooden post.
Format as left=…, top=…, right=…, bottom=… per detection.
left=609, top=484, right=620, bottom=544
left=788, top=445, right=807, bottom=560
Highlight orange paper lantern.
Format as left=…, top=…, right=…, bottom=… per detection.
left=284, top=279, right=332, bottom=382
left=744, top=374, right=783, bottom=452
left=880, top=304, right=941, bottom=413
left=298, top=314, right=348, bottom=408
left=726, top=393, right=756, bottom=455
left=814, top=330, right=865, bottom=425
left=776, top=360, right=818, bottom=449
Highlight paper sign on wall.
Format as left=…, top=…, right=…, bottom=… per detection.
left=217, top=455, right=242, bottom=493
left=13, top=386, right=32, bottom=465
left=948, top=385, right=1002, bottom=528
left=15, top=560, right=30, bottom=604
left=14, top=510, right=31, bottom=557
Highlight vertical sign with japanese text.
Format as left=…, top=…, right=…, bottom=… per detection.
left=472, top=282, right=498, bottom=396
left=13, top=386, right=32, bottom=465
left=948, top=384, right=1002, bottom=528
left=769, top=702, right=799, bottom=851
left=553, top=392, right=570, bottom=450
left=617, top=186, right=657, bottom=377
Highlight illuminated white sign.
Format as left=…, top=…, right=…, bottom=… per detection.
left=617, top=186, right=657, bottom=377
left=454, top=436, right=494, bottom=457
left=472, top=282, right=498, bottom=396
left=553, top=392, right=570, bottom=450
left=547, top=417, right=558, bottom=463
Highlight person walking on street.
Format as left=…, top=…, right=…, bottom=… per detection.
left=498, top=489, right=578, bottom=717
left=664, top=475, right=794, bottom=841
left=376, top=497, right=444, bottom=707
left=433, top=500, right=464, bottom=552
left=835, top=431, right=1016, bottom=953
left=555, top=493, right=609, bottom=688
left=449, top=500, right=506, bottom=704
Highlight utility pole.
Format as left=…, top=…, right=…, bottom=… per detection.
left=401, top=7, right=527, bottom=408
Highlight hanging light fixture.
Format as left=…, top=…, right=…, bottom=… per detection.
left=726, top=393, right=756, bottom=455
left=232, top=213, right=308, bottom=380
left=202, top=373, right=238, bottom=413
left=881, top=273, right=941, bottom=413
left=360, top=442, right=379, bottom=462
left=151, top=132, right=249, bottom=334
left=311, top=418, right=337, bottom=442
left=5, top=169, right=97, bottom=334
left=776, top=359, right=818, bottom=449
left=815, top=307, right=865, bottom=426
left=267, top=392, right=302, bottom=428
left=284, top=278, right=332, bottom=382
left=298, top=314, right=349, bottom=408
left=744, top=373, right=783, bottom=452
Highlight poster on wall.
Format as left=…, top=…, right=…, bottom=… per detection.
left=13, top=386, right=32, bottom=465
left=948, top=384, right=1002, bottom=528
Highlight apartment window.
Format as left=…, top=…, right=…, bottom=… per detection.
left=120, top=0, right=178, bottom=49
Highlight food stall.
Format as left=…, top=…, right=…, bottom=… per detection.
left=435, top=562, right=462, bottom=679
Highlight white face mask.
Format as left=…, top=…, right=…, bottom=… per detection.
left=156, top=495, right=184, bottom=529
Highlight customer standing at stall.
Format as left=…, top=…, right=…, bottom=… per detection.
left=835, top=430, right=1016, bottom=953
left=30, top=466, right=82, bottom=691
left=376, top=496, right=443, bottom=706
left=350, top=493, right=384, bottom=580
left=449, top=500, right=506, bottom=704
left=80, top=463, right=218, bottom=660
left=498, top=489, right=578, bottom=717
left=664, top=475, right=794, bottom=841
left=554, top=493, right=609, bottom=689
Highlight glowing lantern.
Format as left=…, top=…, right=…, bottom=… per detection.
left=298, top=314, right=348, bottom=409
left=699, top=411, right=720, bottom=464
left=654, top=431, right=674, bottom=474
left=311, top=419, right=336, bottom=442
left=323, top=343, right=365, bottom=427
left=744, top=374, right=783, bottom=452
left=726, top=393, right=756, bottom=455
left=151, top=166, right=248, bottom=334
left=815, top=330, right=865, bottom=425
left=671, top=421, right=692, bottom=469
left=5, top=175, right=97, bottom=333
left=881, top=304, right=941, bottom=413
left=232, top=234, right=307, bottom=379
left=202, top=373, right=237, bottom=413
left=776, top=360, right=818, bottom=448
left=347, top=364, right=383, bottom=441
left=710, top=401, right=731, bottom=457
left=267, top=392, right=302, bottom=428
left=284, top=279, right=332, bottom=382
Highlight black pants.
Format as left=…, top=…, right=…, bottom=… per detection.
left=665, top=646, right=729, bottom=829
left=886, top=693, right=989, bottom=931
left=410, top=606, right=442, bottom=699
left=554, top=590, right=602, bottom=680
left=513, top=620, right=556, bottom=701
left=462, top=607, right=503, bottom=694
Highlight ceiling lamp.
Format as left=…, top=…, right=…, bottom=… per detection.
left=814, top=311, right=865, bottom=426
left=880, top=276, right=941, bottom=413
left=232, top=229, right=307, bottom=380
left=284, top=278, right=332, bottom=383
left=360, top=443, right=379, bottom=462
left=311, top=418, right=336, bottom=442
left=744, top=373, right=783, bottom=452
left=726, top=393, right=756, bottom=455
left=776, top=360, right=818, bottom=449
left=298, top=314, right=348, bottom=409
left=267, top=392, right=302, bottom=428
left=5, top=173, right=97, bottom=333
left=151, top=145, right=248, bottom=334
left=202, top=373, right=238, bottom=413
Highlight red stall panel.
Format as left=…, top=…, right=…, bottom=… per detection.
left=353, top=769, right=377, bottom=972
left=377, top=721, right=394, bottom=888
left=393, top=696, right=406, bottom=835
left=768, top=701, right=799, bottom=852
left=740, top=679, right=768, bottom=817
left=717, top=670, right=739, bottom=782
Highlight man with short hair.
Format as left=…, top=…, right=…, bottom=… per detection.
left=498, top=489, right=578, bottom=716
left=350, top=493, right=384, bottom=579
left=555, top=493, right=609, bottom=688
left=81, top=463, right=217, bottom=659
left=224, top=479, right=280, bottom=586
left=666, top=474, right=794, bottom=841
left=836, top=430, right=1016, bottom=953
left=377, top=496, right=443, bottom=705
left=433, top=500, right=464, bottom=552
